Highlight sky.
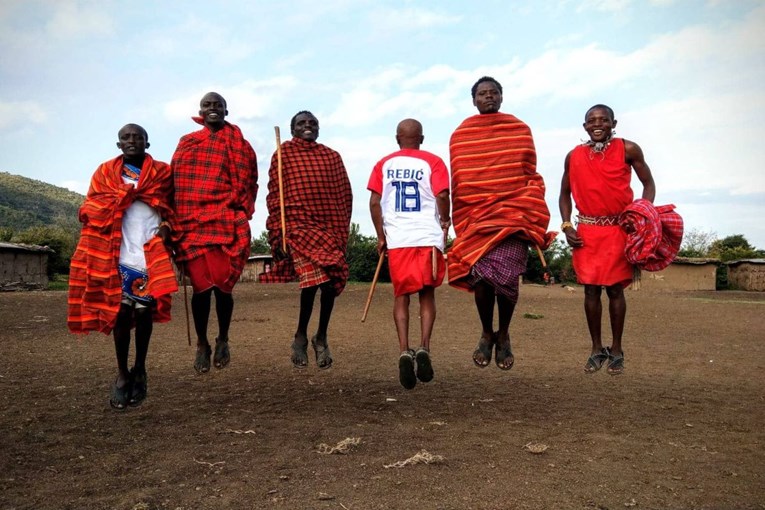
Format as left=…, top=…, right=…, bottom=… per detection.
left=1, top=0, right=764, bottom=249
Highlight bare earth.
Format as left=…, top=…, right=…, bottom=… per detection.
left=1, top=282, right=764, bottom=510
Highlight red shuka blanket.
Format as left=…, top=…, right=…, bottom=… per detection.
left=171, top=119, right=258, bottom=287
left=569, top=139, right=634, bottom=286
left=620, top=199, right=684, bottom=272
left=68, top=155, right=177, bottom=334
left=260, top=138, right=353, bottom=293
left=447, top=113, right=555, bottom=290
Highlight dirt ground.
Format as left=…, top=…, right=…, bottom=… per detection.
left=1, top=281, right=764, bottom=510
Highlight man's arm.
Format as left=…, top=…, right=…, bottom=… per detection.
left=436, top=190, right=451, bottom=232
left=369, top=191, right=386, bottom=254
left=265, top=151, right=288, bottom=260
left=625, top=139, right=656, bottom=202
left=559, top=152, right=583, bottom=248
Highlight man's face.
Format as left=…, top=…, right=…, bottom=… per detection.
left=199, top=93, right=227, bottom=128
left=473, top=81, right=502, bottom=114
left=292, top=113, right=319, bottom=142
left=116, top=125, right=148, bottom=158
left=583, top=108, right=616, bottom=143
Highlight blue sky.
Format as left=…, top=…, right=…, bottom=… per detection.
left=1, top=0, right=764, bottom=249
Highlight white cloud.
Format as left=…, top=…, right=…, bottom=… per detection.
left=367, top=6, right=462, bottom=31
left=618, top=92, right=765, bottom=196
left=60, top=179, right=88, bottom=195
left=162, top=77, right=298, bottom=125
left=0, top=101, right=48, bottom=130
left=575, top=0, right=632, bottom=13
left=46, top=1, right=114, bottom=39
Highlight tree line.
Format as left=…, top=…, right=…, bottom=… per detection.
left=2, top=172, right=763, bottom=286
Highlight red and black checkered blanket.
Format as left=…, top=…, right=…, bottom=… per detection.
left=260, top=138, right=353, bottom=293
left=171, top=119, right=258, bottom=287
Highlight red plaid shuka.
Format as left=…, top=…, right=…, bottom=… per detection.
left=68, top=155, right=177, bottom=334
left=447, top=113, right=555, bottom=291
left=620, top=198, right=684, bottom=272
left=171, top=119, right=258, bottom=288
left=260, top=137, right=353, bottom=294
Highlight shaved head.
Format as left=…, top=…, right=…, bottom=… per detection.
left=395, top=118, right=423, bottom=149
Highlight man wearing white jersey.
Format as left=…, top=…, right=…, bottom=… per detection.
left=368, top=118, right=451, bottom=389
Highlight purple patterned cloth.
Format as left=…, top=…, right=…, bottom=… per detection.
left=467, top=236, right=528, bottom=303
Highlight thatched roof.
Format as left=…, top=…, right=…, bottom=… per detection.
left=672, top=257, right=720, bottom=265
left=725, top=258, right=765, bottom=267
left=0, top=241, right=55, bottom=254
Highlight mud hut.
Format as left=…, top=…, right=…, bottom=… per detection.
left=726, top=259, right=765, bottom=291
left=241, top=254, right=273, bottom=283
left=639, top=257, right=719, bottom=291
left=0, top=241, right=55, bottom=291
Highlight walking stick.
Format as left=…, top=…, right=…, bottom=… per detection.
left=361, top=252, right=385, bottom=322
left=535, top=245, right=552, bottom=283
left=431, top=246, right=438, bottom=280
left=275, top=126, right=286, bottom=253
left=181, top=265, right=191, bottom=346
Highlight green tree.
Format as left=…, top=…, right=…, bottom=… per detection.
left=526, top=239, right=574, bottom=284
left=678, top=228, right=717, bottom=258
left=13, top=225, right=76, bottom=277
left=251, top=230, right=271, bottom=255
left=709, top=234, right=758, bottom=262
left=346, top=223, right=390, bottom=282
left=0, top=227, right=12, bottom=242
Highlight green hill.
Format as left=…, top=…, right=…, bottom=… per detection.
left=0, top=172, right=84, bottom=230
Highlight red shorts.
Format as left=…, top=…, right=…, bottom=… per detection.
left=388, top=247, right=445, bottom=297
left=185, top=248, right=235, bottom=294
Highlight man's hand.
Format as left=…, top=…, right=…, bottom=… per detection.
left=563, top=226, right=583, bottom=248
left=158, top=224, right=171, bottom=244
left=376, top=238, right=387, bottom=255
left=273, top=245, right=289, bottom=261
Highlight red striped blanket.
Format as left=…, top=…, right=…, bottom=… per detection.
left=68, top=155, right=177, bottom=334
left=448, top=113, right=555, bottom=290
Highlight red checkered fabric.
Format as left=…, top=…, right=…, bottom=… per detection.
left=261, top=137, right=353, bottom=294
left=171, top=119, right=258, bottom=288
left=619, top=198, right=684, bottom=272
left=68, top=155, right=177, bottom=334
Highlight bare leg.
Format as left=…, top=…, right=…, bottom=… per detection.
left=605, top=284, right=626, bottom=356
left=191, top=289, right=212, bottom=349
left=313, top=283, right=336, bottom=369
left=133, top=306, right=152, bottom=371
left=583, top=284, right=604, bottom=355
left=472, top=280, right=496, bottom=366
left=393, top=294, right=410, bottom=352
left=316, top=282, right=336, bottom=338
left=496, top=293, right=516, bottom=339
left=415, top=287, right=436, bottom=383
left=473, top=280, right=496, bottom=337
left=494, top=292, right=517, bottom=370
left=297, top=286, right=319, bottom=337
left=418, top=287, right=436, bottom=351
left=113, top=303, right=133, bottom=387
left=213, top=287, right=233, bottom=341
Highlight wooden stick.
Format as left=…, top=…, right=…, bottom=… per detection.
left=534, top=245, right=548, bottom=270
left=535, top=244, right=552, bottom=283
left=431, top=246, right=438, bottom=280
left=361, top=252, right=385, bottom=322
left=181, top=265, right=191, bottom=346
left=275, top=126, right=286, bottom=253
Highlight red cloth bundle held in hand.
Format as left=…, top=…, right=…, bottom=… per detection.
left=619, top=198, right=684, bottom=272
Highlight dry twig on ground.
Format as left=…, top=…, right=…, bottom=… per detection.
left=316, top=437, right=361, bottom=455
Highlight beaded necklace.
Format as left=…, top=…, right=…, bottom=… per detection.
left=583, top=134, right=613, bottom=160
